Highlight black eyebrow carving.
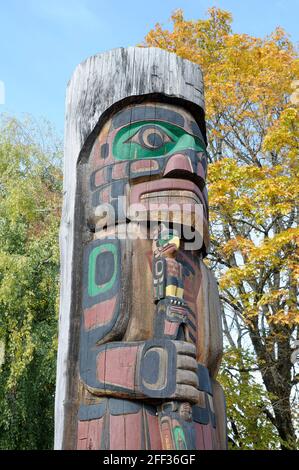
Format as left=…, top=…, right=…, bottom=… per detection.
left=112, top=106, right=206, bottom=145
left=112, top=106, right=185, bottom=129
left=190, top=121, right=205, bottom=143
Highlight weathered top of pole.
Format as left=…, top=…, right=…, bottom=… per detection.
left=65, top=47, right=206, bottom=159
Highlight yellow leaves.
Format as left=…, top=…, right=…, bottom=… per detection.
left=219, top=264, right=256, bottom=290
left=250, top=228, right=299, bottom=263
left=143, top=7, right=298, bottom=125
left=220, top=228, right=299, bottom=275
left=290, top=80, right=299, bottom=105
left=288, top=257, right=299, bottom=282
left=222, top=236, right=254, bottom=258
left=143, top=8, right=299, bottom=330
left=267, top=309, right=299, bottom=326
left=257, top=289, right=288, bottom=306
left=282, top=107, right=298, bottom=123
left=205, top=6, right=232, bottom=31
left=219, top=228, right=299, bottom=326
left=263, top=107, right=299, bottom=165
left=208, top=157, right=299, bottom=223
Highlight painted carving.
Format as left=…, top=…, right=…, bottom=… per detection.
left=55, top=47, right=227, bottom=450
left=76, top=102, right=227, bottom=450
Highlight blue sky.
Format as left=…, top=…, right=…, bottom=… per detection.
left=0, top=0, right=298, bottom=134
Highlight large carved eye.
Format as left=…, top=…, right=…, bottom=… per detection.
left=126, top=125, right=172, bottom=150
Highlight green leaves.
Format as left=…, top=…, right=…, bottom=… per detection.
left=219, top=348, right=280, bottom=449
left=0, top=115, right=62, bottom=449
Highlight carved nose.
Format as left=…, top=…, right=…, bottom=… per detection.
left=163, top=153, right=194, bottom=177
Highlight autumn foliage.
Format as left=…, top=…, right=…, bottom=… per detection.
left=0, top=6, right=298, bottom=451
left=144, top=8, right=299, bottom=449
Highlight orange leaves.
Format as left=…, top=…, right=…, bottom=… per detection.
left=222, top=236, right=254, bottom=258
left=143, top=8, right=299, bottom=332
left=143, top=7, right=298, bottom=125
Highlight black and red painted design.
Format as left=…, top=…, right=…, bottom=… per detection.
left=76, top=102, right=227, bottom=450
left=87, top=103, right=209, bottom=253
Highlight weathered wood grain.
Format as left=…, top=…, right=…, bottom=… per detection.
left=55, top=47, right=206, bottom=449
left=55, top=46, right=227, bottom=450
left=211, top=378, right=228, bottom=449
left=197, top=261, right=223, bottom=377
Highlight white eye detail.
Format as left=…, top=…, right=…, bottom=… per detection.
left=128, top=125, right=172, bottom=150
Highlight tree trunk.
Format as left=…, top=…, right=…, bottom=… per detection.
left=248, top=323, right=297, bottom=449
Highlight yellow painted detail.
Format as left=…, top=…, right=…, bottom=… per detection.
left=166, top=285, right=177, bottom=296
left=176, top=287, right=184, bottom=298
left=171, top=236, right=180, bottom=250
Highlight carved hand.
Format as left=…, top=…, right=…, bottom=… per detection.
left=85, top=339, right=199, bottom=404
left=172, top=341, right=199, bottom=403
left=137, top=339, right=199, bottom=404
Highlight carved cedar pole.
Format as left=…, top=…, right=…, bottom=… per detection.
left=55, top=47, right=228, bottom=450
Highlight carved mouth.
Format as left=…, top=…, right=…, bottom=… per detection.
left=141, top=189, right=200, bottom=204
left=129, top=178, right=206, bottom=207
left=126, top=179, right=208, bottom=249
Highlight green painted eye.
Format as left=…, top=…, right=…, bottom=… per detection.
left=127, top=125, right=172, bottom=150
left=112, top=121, right=205, bottom=160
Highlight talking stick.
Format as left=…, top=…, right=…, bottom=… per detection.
left=152, top=224, right=197, bottom=450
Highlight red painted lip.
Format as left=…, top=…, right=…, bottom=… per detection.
left=129, top=178, right=206, bottom=206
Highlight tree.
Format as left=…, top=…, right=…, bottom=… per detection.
left=221, top=348, right=280, bottom=449
left=0, top=115, right=62, bottom=449
left=144, top=7, right=299, bottom=449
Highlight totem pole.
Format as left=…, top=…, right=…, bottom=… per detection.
left=55, top=47, right=227, bottom=450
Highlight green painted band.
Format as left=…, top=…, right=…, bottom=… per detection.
left=88, top=243, right=118, bottom=297
left=173, top=425, right=187, bottom=449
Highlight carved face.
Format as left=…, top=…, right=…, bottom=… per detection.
left=87, top=102, right=209, bottom=250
